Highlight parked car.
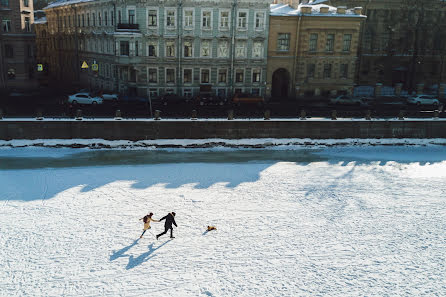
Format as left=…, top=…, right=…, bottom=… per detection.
left=119, top=96, right=149, bottom=104
left=160, top=94, right=189, bottom=106
left=406, top=95, right=440, bottom=106
left=232, top=93, right=264, bottom=106
left=68, top=93, right=103, bottom=105
left=329, top=95, right=368, bottom=106
left=196, top=94, right=227, bottom=106
left=370, top=96, right=408, bottom=109
left=101, top=93, right=119, bottom=102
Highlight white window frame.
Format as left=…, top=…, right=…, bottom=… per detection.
left=147, top=7, right=159, bottom=29
left=183, top=40, right=193, bottom=58
left=217, top=40, right=229, bottom=58
left=149, top=88, right=158, bottom=98
left=235, top=40, right=246, bottom=58
left=183, top=68, right=193, bottom=85
left=201, top=39, right=212, bottom=58
left=218, top=68, right=228, bottom=84
left=219, top=9, right=230, bottom=31
left=237, top=9, right=249, bottom=31
left=165, top=68, right=176, bottom=84
left=147, top=40, right=158, bottom=57
left=183, top=88, right=193, bottom=98
left=165, top=8, right=176, bottom=29
left=165, top=40, right=176, bottom=58
left=126, top=6, right=136, bottom=24
left=200, top=68, right=211, bottom=84
left=254, top=10, right=265, bottom=31
left=252, top=41, right=263, bottom=59
left=235, top=69, right=244, bottom=84
left=201, top=9, right=212, bottom=30
left=147, top=67, right=158, bottom=83
left=183, top=8, right=194, bottom=30
left=252, top=68, right=261, bottom=83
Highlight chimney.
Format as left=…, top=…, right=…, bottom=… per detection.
left=337, top=6, right=346, bottom=14
left=301, top=5, right=312, bottom=14
left=354, top=7, right=363, bottom=15
left=289, top=0, right=300, bottom=8
left=320, top=6, right=329, bottom=13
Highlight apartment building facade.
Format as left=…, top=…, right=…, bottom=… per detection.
left=0, top=0, right=37, bottom=90
left=267, top=1, right=365, bottom=98
left=40, top=0, right=272, bottom=99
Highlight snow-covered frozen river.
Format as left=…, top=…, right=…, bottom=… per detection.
left=1, top=146, right=445, bottom=296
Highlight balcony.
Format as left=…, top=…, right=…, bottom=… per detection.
left=117, top=23, right=139, bottom=30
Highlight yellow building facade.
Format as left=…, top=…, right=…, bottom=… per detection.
left=267, top=2, right=365, bottom=99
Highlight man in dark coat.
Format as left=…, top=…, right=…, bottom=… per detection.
left=156, top=212, right=177, bottom=239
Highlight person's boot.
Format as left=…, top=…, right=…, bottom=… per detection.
left=156, top=234, right=160, bottom=240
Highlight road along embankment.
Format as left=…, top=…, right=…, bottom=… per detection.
left=0, top=119, right=445, bottom=141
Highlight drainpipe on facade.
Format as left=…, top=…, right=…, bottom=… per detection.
left=72, top=5, right=80, bottom=86
left=230, top=0, right=237, bottom=97
left=292, top=14, right=302, bottom=99
left=177, top=0, right=183, bottom=96
left=113, top=1, right=119, bottom=93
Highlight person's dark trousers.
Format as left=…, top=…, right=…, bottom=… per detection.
left=157, top=227, right=173, bottom=239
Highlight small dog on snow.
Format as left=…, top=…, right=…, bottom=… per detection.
left=207, top=226, right=217, bottom=231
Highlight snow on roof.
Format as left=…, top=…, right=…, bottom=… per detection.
left=45, top=0, right=96, bottom=9
left=270, top=3, right=364, bottom=17
left=34, top=17, right=47, bottom=24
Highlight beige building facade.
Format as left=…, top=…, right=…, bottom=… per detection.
left=0, top=0, right=38, bottom=90
left=267, top=2, right=365, bottom=99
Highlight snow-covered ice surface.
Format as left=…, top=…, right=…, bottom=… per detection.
left=1, top=146, right=446, bottom=296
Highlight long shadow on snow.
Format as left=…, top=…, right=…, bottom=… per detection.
left=0, top=149, right=327, bottom=201
left=110, top=239, right=171, bottom=269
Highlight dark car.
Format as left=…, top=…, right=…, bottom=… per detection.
left=119, top=96, right=149, bottom=104
left=196, top=94, right=227, bottom=106
left=160, top=94, right=190, bottom=106
left=370, top=96, right=408, bottom=109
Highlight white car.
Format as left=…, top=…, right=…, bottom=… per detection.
left=329, top=95, right=368, bottom=106
left=101, top=93, right=119, bottom=101
left=68, top=93, right=104, bottom=105
left=407, top=95, right=440, bottom=106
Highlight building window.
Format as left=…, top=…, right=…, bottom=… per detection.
left=343, top=34, right=352, bottom=52
left=23, top=0, right=29, bottom=7
left=104, top=11, right=108, bottom=26
left=87, top=14, right=90, bottom=26
left=202, top=10, right=211, bottom=29
left=237, top=11, right=247, bottom=29
left=7, top=68, right=15, bottom=79
left=201, top=40, right=211, bottom=57
left=81, top=14, right=85, bottom=27
left=252, top=42, right=262, bottom=58
left=5, top=44, right=13, bottom=58
left=184, top=10, right=193, bottom=28
left=323, top=63, right=332, bottom=78
left=217, top=89, right=226, bottom=97
left=148, top=41, right=157, bottom=57
left=309, top=33, right=318, bottom=52
left=148, top=68, right=157, bottom=83
left=135, top=41, right=139, bottom=56
left=166, top=68, right=175, bottom=83
left=340, top=64, right=348, bottom=78
left=120, top=41, right=129, bottom=56
left=128, top=10, right=135, bottom=24
left=201, top=69, right=210, bottom=84
left=166, top=10, right=176, bottom=28
left=118, top=11, right=121, bottom=24
left=220, top=11, right=229, bottom=29
left=148, top=9, right=157, bottom=27
left=325, top=34, right=335, bottom=52
left=149, top=88, right=158, bottom=98
left=166, top=40, right=175, bottom=57
left=255, top=12, right=264, bottom=30
left=218, top=41, right=229, bottom=58
left=307, top=63, right=315, bottom=78
left=2, top=20, right=11, bottom=32
left=184, top=69, right=192, bottom=84
left=252, top=69, right=261, bottom=83
left=92, top=13, right=96, bottom=26
left=111, top=11, right=114, bottom=26
left=235, top=40, right=246, bottom=58
left=252, top=88, right=260, bottom=95
left=235, top=69, right=244, bottom=83
left=184, top=40, right=193, bottom=57
left=277, top=33, right=290, bottom=51
left=25, top=17, right=31, bottom=32
left=184, top=89, right=193, bottom=98
left=99, top=12, right=102, bottom=26
left=218, top=69, right=227, bottom=83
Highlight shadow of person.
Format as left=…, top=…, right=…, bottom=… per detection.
left=126, top=240, right=172, bottom=270
left=110, top=239, right=139, bottom=261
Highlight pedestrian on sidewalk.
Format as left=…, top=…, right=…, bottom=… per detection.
left=139, top=212, right=159, bottom=238
left=156, top=212, right=177, bottom=240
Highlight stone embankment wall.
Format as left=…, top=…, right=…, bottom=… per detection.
left=0, top=120, right=445, bottom=140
